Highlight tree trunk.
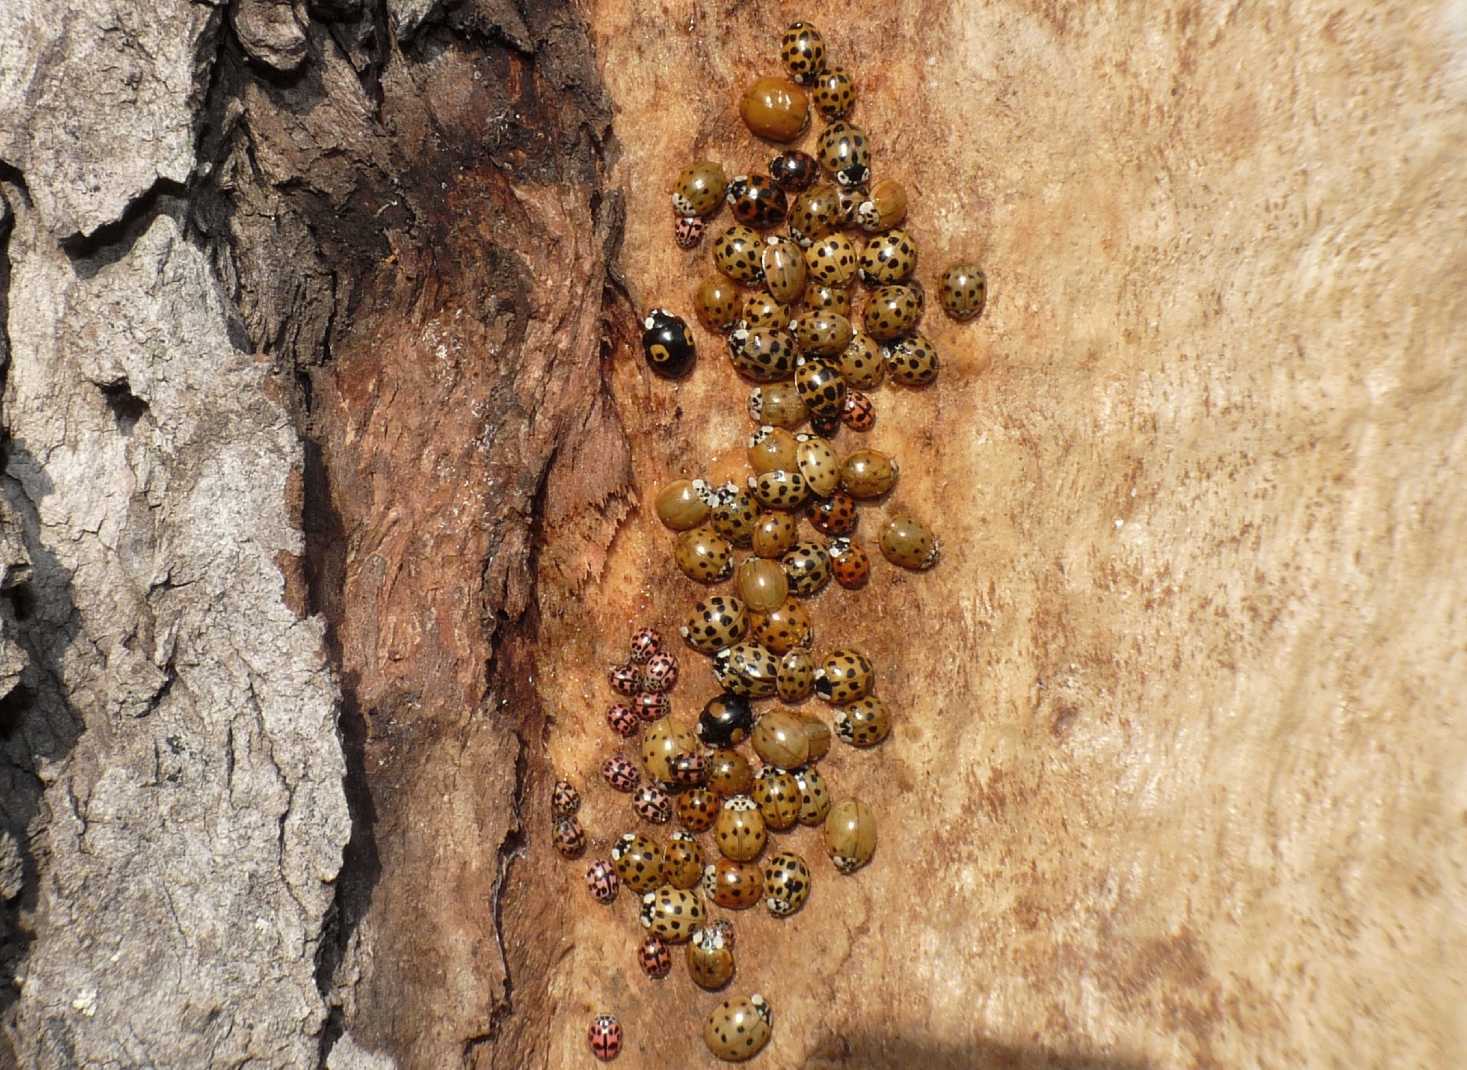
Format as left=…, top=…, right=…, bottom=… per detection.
left=1, top=2, right=1463, bottom=1068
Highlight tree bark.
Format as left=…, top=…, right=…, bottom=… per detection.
left=2, top=1, right=1464, bottom=1069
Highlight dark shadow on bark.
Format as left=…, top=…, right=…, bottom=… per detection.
left=805, top=1033, right=1152, bottom=1070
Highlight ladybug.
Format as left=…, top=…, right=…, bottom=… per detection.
left=712, top=642, right=780, bottom=699
left=794, top=434, right=840, bottom=498
left=762, top=851, right=812, bottom=917
left=760, top=236, right=807, bottom=305
left=553, top=817, right=586, bottom=858
left=711, top=483, right=760, bottom=546
left=712, top=224, right=765, bottom=284
left=828, top=536, right=871, bottom=589
left=672, top=160, right=727, bottom=217
left=863, top=285, right=922, bottom=342
left=794, top=765, right=832, bottom=825
left=676, top=787, right=721, bottom=832
left=588, top=1014, right=622, bottom=1061
left=669, top=751, right=707, bottom=787
left=748, top=425, right=800, bottom=474
left=805, top=233, right=859, bottom=287
left=706, top=749, right=754, bottom=796
left=749, top=469, right=809, bottom=511
left=791, top=313, right=854, bottom=358
left=642, top=651, right=679, bottom=693
left=812, top=65, right=855, bottom=120
left=940, top=261, right=987, bottom=320
left=809, top=491, right=858, bottom=537
left=750, top=708, right=810, bottom=768
left=713, top=796, right=767, bottom=862
left=810, top=410, right=842, bottom=438
left=743, top=290, right=791, bottom=331
left=551, top=779, right=580, bottom=817
left=728, top=327, right=796, bottom=383
left=681, top=595, right=749, bottom=655
left=834, top=694, right=891, bottom=747
left=686, top=920, right=736, bottom=990
left=640, top=886, right=706, bottom=943
left=769, top=149, right=818, bottom=192
left=612, top=832, right=665, bottom=892
left=859, top=228, right=918, bottom=286
left=816, top=121, right=871, bottom=188
left=780, top=20, right=826, bottom=85
left=704, top=995, right=772, bottom=1063
left=629, top=627, right=661, bottom=664
left=634, top=784, right=673, bottom=824
left=781, top=541, right=832, bottom=597
left=674, top=214, right=705, bottom=249
left=602, top=754, right=640, bottom=793
left=635, top=691, right=670, bottom=723
left=777, top=649, right=816, bottom=702
left=726, top=174, right=788, bottom=229
left=825, top=798, right=877, bottom=873
left=606, top=703, right=639, bottom=738
left=698, top=692, right=755, bottom=748
left=803, top=282, right=852, bottom=318
left=752, top=767, right=801, bottom=830
left=880, top=514, right=940, bottom=570
left=787, top=184, right=841, bottom=248
left=834, top=184, right=865, bottom=226
left=638, top=935, right=672, bottom=980
left=585, top=860, right=620, bottom=904
left=641, top=308, right=695, bottom=379
left=748, top=382, right=808, bottom=429
left=835, top=333, right=886, bottom=389
left=841, top=390, right=876, bottom=431
left=752, top=511, right=799, bottom=559
left=608, top=663, right=641, bottom=696
left=704, top=857, right=764, bottom=910
left=841, top=447, right=899, bottom=499
left=663, top=830, right=705, bottom=889
left=856, top=178, right=907, bottom=232
left=883, top=332, right=940, bottom=386
left=795, top=358, right=848, bottom=417
left=814, top=648, right=875, bottom=704
left=753, top=599, right=814, bottom=654
left=674, top=525, right=734, bottom=583
left=694, top=276, right=742, bottom=333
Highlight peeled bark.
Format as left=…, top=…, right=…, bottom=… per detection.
left=1, top=1, right=1464, bottom=1069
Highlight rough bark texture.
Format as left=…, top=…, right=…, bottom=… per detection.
left=0, top=1, right=1464, bottom=1068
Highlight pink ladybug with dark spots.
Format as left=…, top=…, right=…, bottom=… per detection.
left=585, top=860, right=619, bottom=904
left=607, top=703, right=639, bottom=738
left=553, top=817, right=585, bottom=858
left=636, top=691, right=670, bottom=723
left=638, top=934, right=672, bottom=979
left=551, top=779, right=580, bottom=817
left=669, top=751, right=707, bottom=786
left=609, top=663, right=641, bottom=697
left=630, top=627, right=662, bottom=665
left=674, top=215, right=705, bottom=249
left=642, top=652, right=680, bottom=693
left=633, top=784, right=672, bottom=824
left=589, top=1013, right=622, bottom=1060
left=602, top=754, right=640, bottom=793
left=841, top=389, right=876, bottom=431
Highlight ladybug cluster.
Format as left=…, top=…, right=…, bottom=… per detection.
left=587, top=20, right=978, bottom=1062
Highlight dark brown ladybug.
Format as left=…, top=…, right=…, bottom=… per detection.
left=809, top=491, right=858, bottom=537
left=726, top=174, right=788, bottom=229
left=769, top=150, right=819, bottom=192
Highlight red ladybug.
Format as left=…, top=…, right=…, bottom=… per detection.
left=674, top=215, right=705, bottom=250
left=726, top=174, right=788, bottom=229
left=602, top=755, right=640, bottom=793
left=828, top=536, right=871, bottom=589
left=553, top=818, right=585, bottom=858
left=608, top=663, right=641, bottom=697
left=841, top=390, right=876, bottom=432
left=669, top=752, right=707, bottom=786
left=641, top=652, right=679, bottom=693
left=585, top=861, right=619, bottom=904
left=638, top=935, right=672, bottom=980
left=633, top=785, right=672, bottom=824
left=629, top=627, right=662, bottom=665
left=606, top=703, right=639, bottom=738
left=588, top=1014, right=622, bottom=1061
left=809, top=492, right=858, bottom=537
left=635, top=691, right=670, bottom=724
